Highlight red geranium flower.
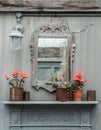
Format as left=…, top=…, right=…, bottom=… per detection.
left=71, top=71, right=88, bottom=90
left=73, top=76, right=80, bottom=81
left=57, top=75, right=64, bottom=81
left=75, top=71, right=83, bottom=77
left=20, top=72, right=29, bottom=78
left=4, top=74, right=9, bottom=80
left=4, top=70, right=29, bottom=88
left=12, top=70, right=20, bottom=76
left=52, top=75, right=69, bottom=89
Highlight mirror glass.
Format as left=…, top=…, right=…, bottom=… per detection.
left=37, top=38, right=68, bottom=82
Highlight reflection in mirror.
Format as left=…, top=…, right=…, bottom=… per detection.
left=37, top=38, right=68, bottom=82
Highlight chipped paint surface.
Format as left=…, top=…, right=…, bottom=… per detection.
left=0, top=0, right=101, bottom=12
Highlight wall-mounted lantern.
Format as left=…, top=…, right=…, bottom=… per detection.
left=9, top=12, right=24, bottom=49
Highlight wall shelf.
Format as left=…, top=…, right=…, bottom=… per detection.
left=3, top=100, right=98, bottom=105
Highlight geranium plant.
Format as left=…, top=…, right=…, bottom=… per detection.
left=71, top=71, right=88, bottom=90
left=4, top=70, right=29, bottom=88
left=52, top=75, right=69, bottom=89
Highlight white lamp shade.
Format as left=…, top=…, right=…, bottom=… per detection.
left=9, top=30, right=23, bottom=49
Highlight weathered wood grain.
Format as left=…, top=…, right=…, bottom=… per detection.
left=0, top=0, right=101, bottom=12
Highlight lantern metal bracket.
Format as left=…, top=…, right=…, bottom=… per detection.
left=14, top=12, right=24, bottom=34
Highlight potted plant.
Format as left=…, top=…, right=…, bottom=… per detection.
left=71, top=71, right=88, bottom=101
left=53, top=75, right=70, bottom=101
left=4, top=70, right=29, bottom=101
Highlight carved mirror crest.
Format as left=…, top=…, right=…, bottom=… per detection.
left=30, top=23, right=75, bottom=92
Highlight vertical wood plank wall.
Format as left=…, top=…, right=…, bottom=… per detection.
left=0, top=13, right=100, bottom=130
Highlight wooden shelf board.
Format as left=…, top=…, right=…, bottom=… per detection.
left=3, top=101, right=99, bottom=105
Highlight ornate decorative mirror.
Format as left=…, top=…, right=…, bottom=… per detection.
left=30, top=23, right=75, bottom=92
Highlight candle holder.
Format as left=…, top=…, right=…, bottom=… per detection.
left=23, top=91, right=30, bottom=101
left=87, top=90, right=96, bottom=101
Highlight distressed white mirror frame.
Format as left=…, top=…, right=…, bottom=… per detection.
left=30, top=23, right=75, bottom=92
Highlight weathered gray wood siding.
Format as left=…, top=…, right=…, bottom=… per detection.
left=0, top=0, right=101, bottom=12
left=0, top=13, right=101, bottom=130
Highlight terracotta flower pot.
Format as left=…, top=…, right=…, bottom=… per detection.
left=73, top=89, right=83, bottom=101
left=10, top=88, right=24, bottom=101
left=56, top=88, right=70, bottom=101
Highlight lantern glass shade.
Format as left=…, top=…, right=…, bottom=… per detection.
left=9, top=30, right=23, bottom=49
